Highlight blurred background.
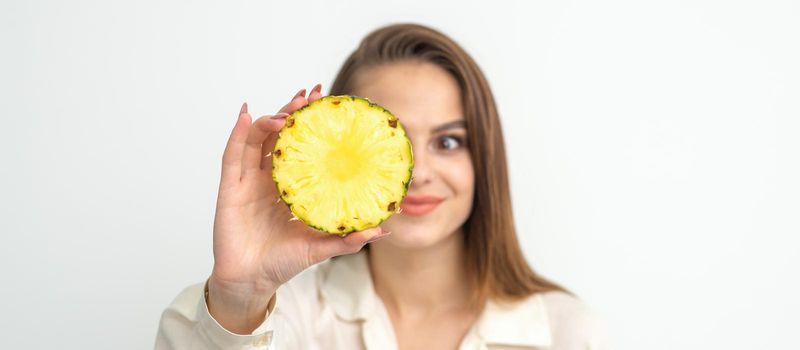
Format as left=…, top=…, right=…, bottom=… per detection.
left=1, top=0, right=797, bottom=348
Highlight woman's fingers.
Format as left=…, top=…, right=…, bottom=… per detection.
left=241, top=114, right=289, bottom=177
left=277, top=88, right=309, bottom=115
left=258, top=84, right=322, bottom=169
left=308, top=83, right=323, bottom=103
left=221, top=103, right=252, bottom=187
left=239, top=85, right=323, bottom=179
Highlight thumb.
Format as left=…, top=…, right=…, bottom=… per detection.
left=309, top=227, right=390, bottom=262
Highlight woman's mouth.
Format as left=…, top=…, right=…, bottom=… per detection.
left=400, top=195, right=444, bottom=216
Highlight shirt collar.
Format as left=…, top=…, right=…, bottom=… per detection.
left=475, top=294, right=552, bottom=347
left=318, top=250, right=552, bottom=348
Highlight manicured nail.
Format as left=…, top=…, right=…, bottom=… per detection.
left=271, top=112, right=290, bottom=119
left=240, top=102, right=248, bottom=115
left=294, top=89, right=307, bottom=99
left=311, top=83, right=322, bottom=94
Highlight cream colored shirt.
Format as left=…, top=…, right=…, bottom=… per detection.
left=155, top=251, right=610, bottom=349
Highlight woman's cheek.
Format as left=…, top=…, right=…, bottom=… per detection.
left=438, top=153, right=474, bottom=202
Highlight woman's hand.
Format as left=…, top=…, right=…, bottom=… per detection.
left=207, top=85, right=390, bottom=333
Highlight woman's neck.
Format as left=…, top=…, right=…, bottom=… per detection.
left=367, top=230, right=472, bottom=318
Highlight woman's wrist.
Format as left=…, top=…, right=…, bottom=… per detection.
left=205, top=275, right=278, bottom=334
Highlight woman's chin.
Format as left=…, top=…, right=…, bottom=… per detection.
left=377, top=220, right=448, bottom=249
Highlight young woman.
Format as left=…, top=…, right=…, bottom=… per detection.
left=156, top=23, right=608, bottom=350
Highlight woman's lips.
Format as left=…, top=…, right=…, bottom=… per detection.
left=400, top=195, right=444, bottom=216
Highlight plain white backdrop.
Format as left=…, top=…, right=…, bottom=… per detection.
left=1, top=0, right=798, bottom=349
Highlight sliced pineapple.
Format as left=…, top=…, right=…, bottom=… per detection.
left=272, top=95, right=414, bottom=235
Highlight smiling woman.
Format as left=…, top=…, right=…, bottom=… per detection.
left=156, top=23, right=609, bottom=350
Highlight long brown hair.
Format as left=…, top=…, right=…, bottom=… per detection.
left=330, top=23, right=569, bottom=312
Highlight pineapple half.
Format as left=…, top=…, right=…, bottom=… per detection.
left=272, top=95, right=414, bottom=235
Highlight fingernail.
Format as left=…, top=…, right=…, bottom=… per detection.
left=271, top=112, right=290, bottom=119
left=365, top=230, right=391, bottom=244
left=311, top=83, right=322, bottom=94
left=240, top=102, right=248, bottom=115
left=294, top=89, right=307, bottom=99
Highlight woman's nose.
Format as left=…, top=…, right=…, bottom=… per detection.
left=409, top=146, right=433, bottom=188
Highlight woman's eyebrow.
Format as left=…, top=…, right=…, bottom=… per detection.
left=431, top=120, right=466, bottom=133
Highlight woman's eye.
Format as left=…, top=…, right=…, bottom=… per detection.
left=436, top=135, right=463, bottom=150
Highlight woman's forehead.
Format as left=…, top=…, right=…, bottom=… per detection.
left=352, top=62, right=464, bottom=131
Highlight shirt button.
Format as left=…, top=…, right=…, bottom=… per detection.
left=253, top=331, right=273, bottom=347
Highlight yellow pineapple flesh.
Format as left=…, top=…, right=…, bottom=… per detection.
left=272, top=95, right=414, bottom=235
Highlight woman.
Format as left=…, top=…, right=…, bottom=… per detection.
left=156, top=23, right=608, bottom=350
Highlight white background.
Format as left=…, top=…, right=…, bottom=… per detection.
left=1, top=0, right=798, bottom=349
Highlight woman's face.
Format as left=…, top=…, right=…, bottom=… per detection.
left=352, top=61, right=475, bottom=249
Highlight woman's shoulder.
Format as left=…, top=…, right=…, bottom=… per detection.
left=536, top=290, right=611, bottom=349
